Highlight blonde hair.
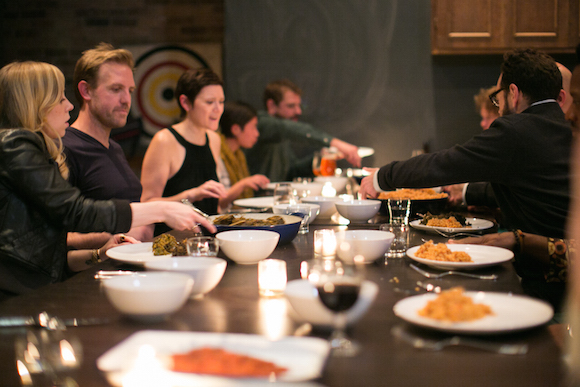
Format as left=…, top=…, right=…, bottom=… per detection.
left=74, top=42, right=134, bottom=107
left=0, top=61, right=69, bottom=179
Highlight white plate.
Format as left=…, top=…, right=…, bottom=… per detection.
left=409, top=218, right=495, bottom=233
left=106, top=242, right=171, bottom=266
left=97, top=330, right=330, bottom=386
left=233, top=196, right=274, bottom=209
left=406, top=244, right=514, bottom=270
left=393, top=291, right=553, bottom=334
left=357, top=147, right=374, bottom=158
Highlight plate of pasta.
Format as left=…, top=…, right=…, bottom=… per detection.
left=393, top=290, right=553, bottom=334
left=406, top=242, right=514, bottom=270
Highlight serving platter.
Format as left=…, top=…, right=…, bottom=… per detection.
left=409, top=218, right=495, bottom=233
left=393, top=291, right=553, bottom=334
left=406, top=244, right=514, bottom=270
left=97, top=330, right=330, bottom=386
left=106, top=242, right=171, bottom=266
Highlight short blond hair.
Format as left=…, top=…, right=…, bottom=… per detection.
left=74, top=42, right=134, bottom=107
left=0, top=61, right=69, bottom=178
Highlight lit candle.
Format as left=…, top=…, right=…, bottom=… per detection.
left=258, top=259, right=287, bottom=297
left=314, top=229, right=337, bottom=257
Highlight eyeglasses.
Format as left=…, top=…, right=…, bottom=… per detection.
left=489, top=88, right=504, bottom=108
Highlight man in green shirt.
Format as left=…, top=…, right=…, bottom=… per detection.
left=245, top=79, right=361, bottom=182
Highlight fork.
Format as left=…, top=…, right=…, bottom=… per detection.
left=409, top=263, right=498, bottom=280
left=391, top=325, right=528, bottom=355
left=434, top=229, right=484, bottom=239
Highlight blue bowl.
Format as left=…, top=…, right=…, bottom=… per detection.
left=208, top=213, right=302, bottom=245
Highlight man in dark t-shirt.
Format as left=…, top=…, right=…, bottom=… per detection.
left=65, top=44, right=151, bottom=266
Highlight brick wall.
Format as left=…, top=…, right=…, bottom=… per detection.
left=0, top=0, right=224, bottom=93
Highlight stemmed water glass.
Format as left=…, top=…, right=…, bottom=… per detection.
left=309, top=259, right=363, bottom=357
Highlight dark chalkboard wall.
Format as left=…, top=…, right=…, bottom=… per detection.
left=223, top=0, right=574, bottom=168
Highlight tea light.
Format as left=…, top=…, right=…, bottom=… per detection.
left=314, top=229, right=337, bottom=257
left=258, top=259, right=287, bottom=297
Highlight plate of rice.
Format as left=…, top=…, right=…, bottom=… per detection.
left=409, top=217, right=494, bottom=233
left=406, top=241, right=514, bottom=270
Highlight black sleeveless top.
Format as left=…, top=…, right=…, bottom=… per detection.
left=155, top=127, right=219, bottom=236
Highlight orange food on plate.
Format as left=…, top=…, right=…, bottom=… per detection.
left=378, top=188, right=447, bottom=200
left=425, top=217, right=464, bottom=228
left=170, top=347, right=287, bottom=378
left=418, top=287, right=494, bottom=322
left=415, top=240, right=472, bottom=262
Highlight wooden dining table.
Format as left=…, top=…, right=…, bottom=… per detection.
left=0, top=211, right=567, bottom=386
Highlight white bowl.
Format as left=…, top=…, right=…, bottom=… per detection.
left=336, top=230, right=395, bottom=264
left=284, top=279, right=378, bottom=327
left=215, top=230, right=280, bottom=265
left=314, top=176, right=349, bottom=193
left=272, top=203, right=321, bottom=224
left=335, top=200, right=381, bottom=222
left=144, top=257, right=227, bottom=298
left=291, top=181, right=324, bottom=197
left=102, top=272, right=193, bottom=322
left=301, top=196, right=341, bottom=218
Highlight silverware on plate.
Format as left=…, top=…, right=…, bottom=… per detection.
left=0, top=311, right=109, bottom=329
left=391, top=325, right=528, bottom=355
left=410, top=263, right=498, bottom=280
left=434, top=229, right=484, bottom=239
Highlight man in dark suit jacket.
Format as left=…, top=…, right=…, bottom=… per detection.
left=359, top=49, right=572, bottom=310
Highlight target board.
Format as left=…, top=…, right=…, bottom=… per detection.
left=128, top=44, right=222, bottom=136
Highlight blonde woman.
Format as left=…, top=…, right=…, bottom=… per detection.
left=141, top=68, right=227, bottom=235
left=0, top=61, right=214, bottom=300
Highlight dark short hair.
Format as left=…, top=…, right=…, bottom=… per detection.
left=220, top=101, right=257, bottom=138
left=500, top=49, right=561, bottom=103
left=263, top=79, right=302, bottom=109
left=175, top=68, right=223, bottom=117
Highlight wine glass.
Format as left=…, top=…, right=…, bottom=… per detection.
left=273, top=183, right=297, bottom=205
left=309, top=259, right=363, bottom=357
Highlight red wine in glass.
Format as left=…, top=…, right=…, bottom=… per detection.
left=317, top=282, right=360, bottom=312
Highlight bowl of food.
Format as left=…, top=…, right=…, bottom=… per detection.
left=334, top=200, right=381, bottom=222
left=209, top=213, right=301, bottom=245
left=215, top=230, right=280, bottom=265
left=145, top=257, right=227, bottom=298
left=301, top=196, right=341, bottom=218
left=102, top=272, right=193, bottom=322
left=284, top=279, right=378, bottom=327
left=314, top=176, right=349, bottom=194
left=335, top=230, right=395, bottom=264
left=272, top=203, right=321, bottom=225
left=378, top=188, right=448, bottom=219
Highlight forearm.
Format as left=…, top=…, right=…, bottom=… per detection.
left=67, top=248, right=105, bottom=272
left=219, top=181, right=247, bottom=210
left=67, top=232, right=111, bottom=250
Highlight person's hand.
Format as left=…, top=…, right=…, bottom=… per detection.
left=358, top=167, right=379, bottom=199
left=99, top=234, right=140, bottom=261
left=330, top=138, right=361, bottom=167
left=161, top=202, right=217, bottom=233
left=448, top=232, right=516, bottom=251
left=442, top=183, right=466, bottom=206
left=242, top=174, right=270, bottom=191
left=187, top=180, right=227, bottom=201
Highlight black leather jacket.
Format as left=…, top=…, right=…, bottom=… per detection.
left=0, top=129, right=132, bottom=297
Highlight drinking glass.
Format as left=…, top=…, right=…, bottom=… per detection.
left=312, top=151, right=322, bottom=176
left=285, top=204, right=311, bottom=234
left=273, top=183, right=297, bottom=205
left=186, top=236, right=219, bottom=256
left=309, top=259, right=362, bottom=357
left=387, top=199, right=411, bottom=225
left=380, top=223, right=409, bottom=258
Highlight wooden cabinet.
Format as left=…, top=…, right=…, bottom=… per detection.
left=431, top=0, right=579, bottom=54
